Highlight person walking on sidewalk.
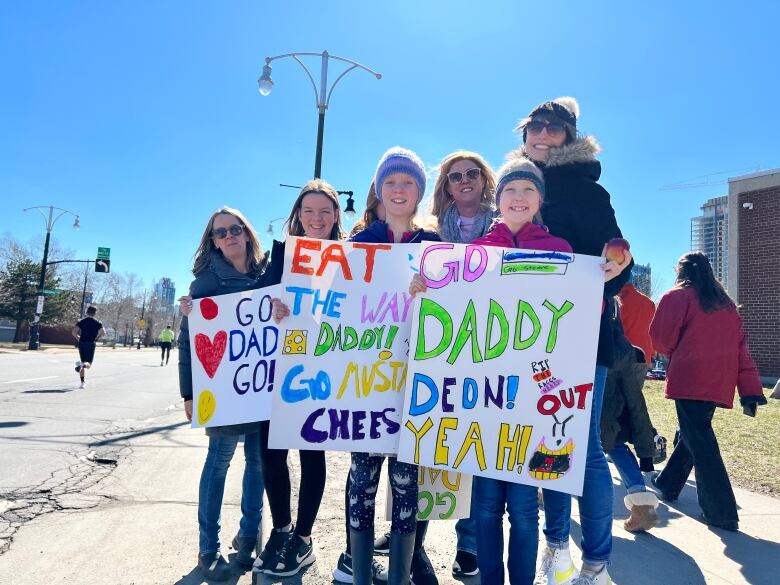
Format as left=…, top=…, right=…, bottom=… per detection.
left=71, top=306, right=106, bottom=389
left=178, top=207, right=269, bottom=581
left=649, top=251, right=767, bottom=532
left=158, top=325, right=174, bottom=366
left=601, top=297, right=660, bottom=533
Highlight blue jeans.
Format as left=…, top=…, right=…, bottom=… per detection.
left=198, top=431, right=264, bottom=554
left=542, top=366, right=612, bottom=565
left=474, top=476, right=539, bottom=585
left=608, top=443, right=647, bottom=494
left=455, top=516, right=477, bottom=555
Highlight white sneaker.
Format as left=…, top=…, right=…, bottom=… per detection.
left=534, top=547, right=579, bottom=585
left=79, top=382, right=86, bottom=389
left=571, top=565, right=611, bottom=585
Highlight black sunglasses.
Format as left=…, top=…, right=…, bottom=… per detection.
left=211, top=224, right=246, bottom=239
left=526, top=120, right=567, bottom=137
left=447, top=168, right=482, bottom=184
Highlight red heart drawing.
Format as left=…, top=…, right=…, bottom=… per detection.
left=194, top=331, right=227, bottom=378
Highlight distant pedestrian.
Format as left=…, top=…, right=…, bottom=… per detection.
left=650, top=251, right=767, bottom=531
left=158, top=325, right=174, bottom=366
left=71, top=306, right=106, bottom=389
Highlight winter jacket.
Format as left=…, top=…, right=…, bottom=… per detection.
left=512, top=136, right=633, bottom=367
left=471, top=221, right=572, bottom=253
left=349, top=220, right=441, bottom=244
left=649, top=286, right=766, bottom=409
left=178, top=249, right=272, bottom=436
left=601, top=298, right=656, bottom=459
left=617, top=284, right=655, bottom=365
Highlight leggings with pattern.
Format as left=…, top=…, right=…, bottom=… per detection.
left=349, top=452, right=417, bottom=535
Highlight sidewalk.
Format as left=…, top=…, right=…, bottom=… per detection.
left=1, top=405, right=778, bottom=585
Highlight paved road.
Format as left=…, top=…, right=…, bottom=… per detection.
left=2, top=348, right=780, bottom=584
left=0, top=346, right=181, bottom=552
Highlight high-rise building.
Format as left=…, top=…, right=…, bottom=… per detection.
left=154, top=277, right=176, bottom=308
left=727, top=168, right=780, bottom=383
left=690, top=195, right=729, bottom=287
left=631, top=263, right=652, bottom=297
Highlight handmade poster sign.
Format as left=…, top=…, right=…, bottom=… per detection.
left=385, top=467, right=472, bottom=521
left=269, top=237, right=418, bottom=452
left=188, top=285, right=280, bottom=427
left=397, top=242, right=604, bottom=495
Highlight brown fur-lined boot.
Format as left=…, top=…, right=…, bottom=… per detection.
left=623, top=491, right=659, bottom=532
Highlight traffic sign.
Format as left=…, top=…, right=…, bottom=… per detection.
left=97, top=247, right=111, bottom=260
left=137, top=319, right=146, bottom=329
left=36, top=295, right=44, bottom=314
left=95, top=259, right=110, bottom=273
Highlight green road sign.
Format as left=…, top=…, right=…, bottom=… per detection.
left=42, top=289, right=63, bottom=295
left=97, top=247, right=111, bottom=260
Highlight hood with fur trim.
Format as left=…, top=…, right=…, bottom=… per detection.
left=509, top=135, right=602, bottom=170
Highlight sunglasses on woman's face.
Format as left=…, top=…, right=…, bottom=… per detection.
left=211, top=224, right=246, bottom=239
left=526, top=120, right=567, bottom=137
left=447, top=168, right=482, bottom=184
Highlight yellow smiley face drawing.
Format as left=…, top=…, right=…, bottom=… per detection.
left=197, top=390, right=216, bottom=425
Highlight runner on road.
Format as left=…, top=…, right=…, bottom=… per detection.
left=158, top=325, right=175, bottom=366
left=71, top=306, right=106, bottom=389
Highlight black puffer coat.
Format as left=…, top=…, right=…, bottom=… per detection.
left=515, top=136, right=633, bottom=367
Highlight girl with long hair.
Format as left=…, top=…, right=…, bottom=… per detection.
left=650, top=252, right=766, bottom=531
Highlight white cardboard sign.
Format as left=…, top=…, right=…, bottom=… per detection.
left=188, top=285, right=279, bottom=427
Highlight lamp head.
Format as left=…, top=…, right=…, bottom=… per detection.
left=267, top=222, right=274, bottom=236
left=73, top=216, right=80, bottom=229
left=344, top=194, right=356, bottom=219
left=258, top=64, right=274, bottom=96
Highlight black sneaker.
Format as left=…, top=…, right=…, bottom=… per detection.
left=231, top=533, right=257, bottom=569
left=265, top=534, right=315, bottom=577
left=650, top=471, right=677, bottom=502
left=332, top=551, right=353, bottom=583
left=197, top=552, right=231, bottom=581
left=452, top=549, right=479, bottom=577
left=332, top=551, right=387, bottom=584
left=253, top=527, right=291, bottom=572
left=374, top=531, right=390, bottom=555
left=411, top=549, right=439, bottom=585
left=653, top=434, right=668, bottom=464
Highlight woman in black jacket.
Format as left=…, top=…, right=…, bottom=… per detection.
left=178, top=206, right=272, bottom=581
left=512, top=97, right=632, bottom=585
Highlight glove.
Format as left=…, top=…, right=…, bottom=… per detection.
left=742, top=403, right=757, bottom=417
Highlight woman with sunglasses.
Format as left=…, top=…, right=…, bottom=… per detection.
left=255, top=180, right=348, bottom=578
left=422, top=151, right=497, bottom=581
left=178, top=207, right=271, bottom=581
left=430, top=150, right=497, bottom=245
left=513, top=97, right=633, bottom=585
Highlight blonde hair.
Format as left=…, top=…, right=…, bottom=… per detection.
left=192, top=207, right=264, bottom=276
left=283, top=179, right=346, bottom=241
left=430, top=151, right=497, bottom=220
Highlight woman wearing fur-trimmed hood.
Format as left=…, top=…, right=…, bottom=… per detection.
left=511, top=97, right=633, bottom=585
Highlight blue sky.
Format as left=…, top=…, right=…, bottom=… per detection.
left=2, top=1, right=778, bottom=300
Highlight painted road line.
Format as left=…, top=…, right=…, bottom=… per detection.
left=2, top=376, right=59, bottom=384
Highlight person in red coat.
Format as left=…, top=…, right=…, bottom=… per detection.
left=617, top=280, right=655, bottom=365
left=649, top=251, right=766, bottom=531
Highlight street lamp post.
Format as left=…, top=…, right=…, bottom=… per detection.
left=23, top=205, right=80, bottom=350
left=258, top=50, right=381, bottom=179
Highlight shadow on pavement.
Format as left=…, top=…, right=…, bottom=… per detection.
left=91, top=421, right=189, bottom=446
left=173, top=563, right=245, bottom=585
left=719, top=530, right=780, bottom=585
left=22, top=388, right=73, bottom=394
left=0, top=421, right=29, bottom=427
